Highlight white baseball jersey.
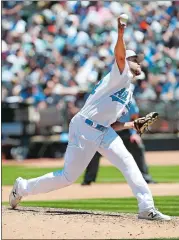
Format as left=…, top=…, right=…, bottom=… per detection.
left=80, top=60, right=134, bottom=127
left=18, top=59, right=154, bottom=213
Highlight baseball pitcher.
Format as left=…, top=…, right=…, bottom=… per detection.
left=9, top=15, right=171, bottom=221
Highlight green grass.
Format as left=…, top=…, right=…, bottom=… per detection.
left=2, top=165, right=179, bottom=185
left=3, top=196, right=179, bottom=216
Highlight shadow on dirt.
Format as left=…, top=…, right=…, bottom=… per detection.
left=45, top=210, right=122, bottom=217
left=8, top=207, right=39, bottom=213
left=8, top=207, right=123, bottom=217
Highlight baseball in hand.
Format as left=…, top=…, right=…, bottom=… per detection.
left=119, top=14, right=128, bottom=28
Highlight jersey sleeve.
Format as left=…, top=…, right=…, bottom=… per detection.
left=109, top=59, right=130, bottom=87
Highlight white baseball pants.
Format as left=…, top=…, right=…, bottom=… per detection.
left=19, top=113, right=154, bottom=212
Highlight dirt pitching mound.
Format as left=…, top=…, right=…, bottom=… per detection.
left=2, top=206, right=179, bottom=239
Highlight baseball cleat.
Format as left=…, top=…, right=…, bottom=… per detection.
left=9, top=177, right=23, bottom=209
left=138, top=208, right=171, bottom=221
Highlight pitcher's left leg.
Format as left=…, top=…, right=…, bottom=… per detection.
left=98, top=128, right=154, bottom=212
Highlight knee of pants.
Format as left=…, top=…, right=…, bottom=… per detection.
left=53, top=169, right=75, bottom=186
left=63, top=170, right=79, bottom=185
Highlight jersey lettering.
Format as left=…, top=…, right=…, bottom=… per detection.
left=126, top=101, right=132, bottom=111
left=110, top=88, right=129, bottom=104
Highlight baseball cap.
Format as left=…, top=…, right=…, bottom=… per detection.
left=126, top=49, right=144, bottom=63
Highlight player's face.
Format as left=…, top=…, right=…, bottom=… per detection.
left=127, top=56, right=141, bottom=76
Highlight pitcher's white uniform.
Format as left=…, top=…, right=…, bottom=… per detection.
left=80, top=60, right=133, bottom=126
left=18, top=60, right=154, bottom=212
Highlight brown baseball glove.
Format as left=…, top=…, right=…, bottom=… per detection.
left=134, top=112, right=159, bottom=136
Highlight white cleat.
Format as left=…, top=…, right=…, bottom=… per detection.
left=138, top=208, right=171, bottom=221
left=9, top=177, right=23, bottom=209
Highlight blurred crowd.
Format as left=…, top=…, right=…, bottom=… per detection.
left=2, top=1, right=179, bottom=115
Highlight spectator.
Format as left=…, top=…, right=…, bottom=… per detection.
left=2, top=1, right=179, bottom=114
left=134, top=72, right=157, bottom=100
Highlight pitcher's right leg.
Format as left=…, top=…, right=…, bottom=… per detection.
left=26, top=141, right=98, bottom=193
left=9, top=114, right=104, bottom=208
left=9, top=140, right=98, bottom=209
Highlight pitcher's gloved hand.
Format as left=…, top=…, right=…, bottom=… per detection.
left=134, top=112, right=159, bottom=136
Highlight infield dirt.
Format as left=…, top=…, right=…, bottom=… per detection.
left=2, top=206, right=179, bottom=239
